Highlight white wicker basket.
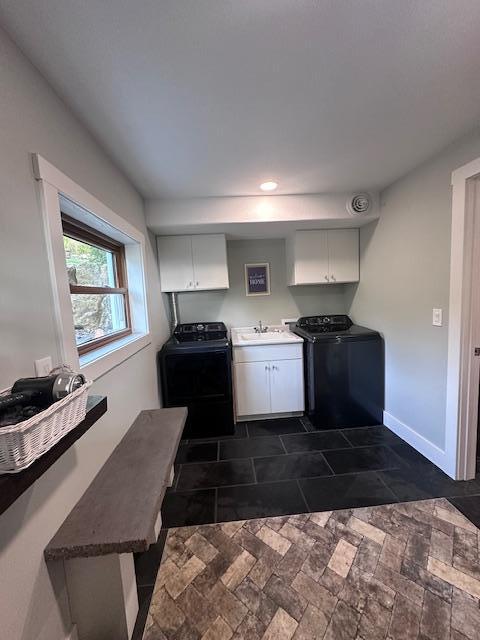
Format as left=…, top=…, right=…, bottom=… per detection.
left=0, top=380, right=92, bottom=474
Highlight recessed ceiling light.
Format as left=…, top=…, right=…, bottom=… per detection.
left=259, top=181, right=278, bottom=192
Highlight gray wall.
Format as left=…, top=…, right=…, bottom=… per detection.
left=176, top=239, right=349, bottom=327
left=0, top=27, right=169, bottom=640
left=348, top=129, right=480, bottom=449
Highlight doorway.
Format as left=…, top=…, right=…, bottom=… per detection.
left=446, top=163, right=480, bottom=480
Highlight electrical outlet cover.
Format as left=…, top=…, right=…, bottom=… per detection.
left=35, top=356, right=53, bottom=377
left=432, top=308, right=443, bottom=327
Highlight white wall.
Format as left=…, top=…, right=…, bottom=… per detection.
left=0, top=27, right=169, bottom=640
left=348, top=129, right=480, bottom=454
left=176, top=239, right=348, bottom=327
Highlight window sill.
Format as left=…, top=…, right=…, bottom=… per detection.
left=80, top=332, right=151, bottom=381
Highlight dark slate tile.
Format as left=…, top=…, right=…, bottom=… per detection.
left=217, top=481, right=307, bottom=522
left=323, top=445, right=403, bottom=474
left=341, top=425, right=403, bottom=447
left=161, top=489, right=216, bottom=528
left=220, top=436, right=284, bottom=460
left=134, top=529, right=168, bottom=587
left=247, top=417, right=306, bottom=437
left=254, top=451, right=332, bottom=483
left=300, top=416, right=316, bottom=432
left=282, top=431, right=351, bottom=453
left=379, top=467, right=480, bottom=502
left=388, top=441, right=437, bottom=468
left=175, top=442, right=218, bottom=464
left=176, top=459, right=255, bottom=491
left=449, top=495, right=480, bottom=529
left=299, top=472, right=398, bottom=511
left=191, top=423, right=248, bottom=442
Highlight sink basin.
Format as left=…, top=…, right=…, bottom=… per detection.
left=231, top=326, right=303, bottom=347
left=238, top=331, right=285, bottom=341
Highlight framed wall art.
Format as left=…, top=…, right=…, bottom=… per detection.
left=245, top=262, right=270, bottom=296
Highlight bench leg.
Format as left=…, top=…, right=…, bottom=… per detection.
left=64, top=553, right=138, bottom=640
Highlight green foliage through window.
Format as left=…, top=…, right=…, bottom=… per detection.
left=63, top=236, right=116, bottom=287
left=63, top=236, right=126, bottom=346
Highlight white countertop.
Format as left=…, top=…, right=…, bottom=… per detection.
left=231, top=325, right=304, bottom=347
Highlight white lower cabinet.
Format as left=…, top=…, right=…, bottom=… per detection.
left=233, top=344, right=304, bottom=419
left=234, top=361, right=271, bottom=417
left=269, top=359, right=304, bottom=414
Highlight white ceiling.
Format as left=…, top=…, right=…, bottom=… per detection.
left=1, top=1, right=480, bottom=199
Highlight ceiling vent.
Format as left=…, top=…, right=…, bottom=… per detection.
left=347, top=193, right=371, bottom=216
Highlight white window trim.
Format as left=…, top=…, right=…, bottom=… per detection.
left=33, top=154, right=151, bottom=381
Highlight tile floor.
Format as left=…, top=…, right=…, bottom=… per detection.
left=133, top=417, right=480, bottom=639
left=143, top=497, right=480, bottom=639
left=161, top=417, right=480, bottom=528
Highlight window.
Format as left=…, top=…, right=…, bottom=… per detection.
left=35, top=154, right=150, bottom=381
left=62, top=215, right=132, bottom=355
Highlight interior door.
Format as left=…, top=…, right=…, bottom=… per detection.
left=327, top=229, right=359, bottom=283
left=191, top=235, right=229, bottom=290
left=269, top=359, right=304, bottom=413
left=294, top=230, right=329, bottom=284
left=157, top=236, right=194, bottom=292
left=234, top=361, right=271, bottom=416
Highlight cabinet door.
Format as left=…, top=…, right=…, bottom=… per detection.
left=327, top=229, right=359, bottom=283
left=293, top=231, right=329, bottom=284
left=191, top=235, right=229, bottom=290
left=157, top=236, right=194, bottom=292
left=234, top=361, right=271, bottom=417
left=269, top=359, right=304, bottom=413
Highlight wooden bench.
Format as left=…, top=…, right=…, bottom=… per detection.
left=45, top=407, right=187, bottom=640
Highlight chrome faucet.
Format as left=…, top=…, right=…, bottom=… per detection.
left=255, top=320, right=269, bottom=333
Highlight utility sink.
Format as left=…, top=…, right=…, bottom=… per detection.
left=238, top=331, right=286, bottom=342
left=231, top=326, right=304, bottom=347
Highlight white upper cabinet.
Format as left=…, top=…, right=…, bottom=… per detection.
left=327, top=229, right=359, bottom=283
left=291, top=230, right=329, bottom=285
left=287, top=229, right=359, bottom=285
left=191, top=235, right=229, bottom=291
left=157, top=234, right=229, bottom=292
left=157, top=235, right=194, bottom=292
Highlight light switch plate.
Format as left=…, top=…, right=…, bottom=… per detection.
left=432, top=308, right=443, bottom=327
left=35, top=356, right=53, bottom=377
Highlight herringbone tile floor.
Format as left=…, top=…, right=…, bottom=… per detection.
left=144, top=498, right=480, bottom=639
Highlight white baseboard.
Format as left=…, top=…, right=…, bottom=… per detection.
left=383, top=411, right=454, bottom=478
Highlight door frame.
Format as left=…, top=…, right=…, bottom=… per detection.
left=446, top=157, right=480, bottom=480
